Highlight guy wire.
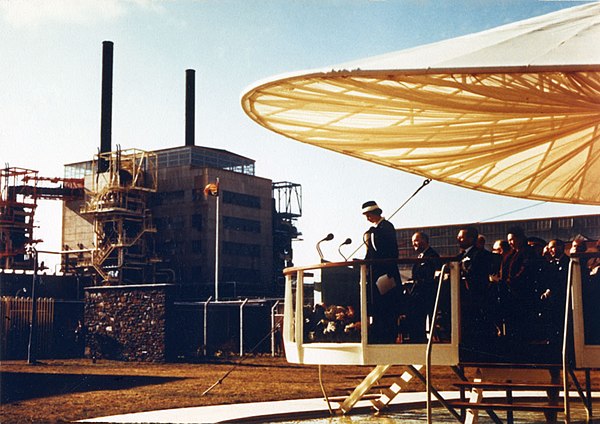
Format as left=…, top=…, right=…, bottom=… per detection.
left=201, top=323, right=281, bottom=396
left=348, top=178, right=432, bottom=259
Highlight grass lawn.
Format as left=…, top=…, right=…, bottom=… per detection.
left=1, top=356, right=597, bottom=423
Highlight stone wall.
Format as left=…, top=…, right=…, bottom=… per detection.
left=84, top=284, right=174, bottom=362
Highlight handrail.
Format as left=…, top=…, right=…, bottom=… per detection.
left=426, top=263, right=448, bottom=424
left=283, top=256, right=459, bottom=275
left=562, top=258, right=574, bottom=423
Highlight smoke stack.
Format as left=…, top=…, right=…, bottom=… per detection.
left=100, top=41, right=114, bottom=172
left=185, top=69, right=195, bottom=147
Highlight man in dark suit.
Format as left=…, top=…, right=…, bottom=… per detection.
left=457, top=226, right=495, bottom=349
left=539, top=239, right=569, bottom=344
left=501, top=226, right=541, bottom=343
left=362, top=200, right=401, bottom=344
left=406, top=231, right=441, bottom=343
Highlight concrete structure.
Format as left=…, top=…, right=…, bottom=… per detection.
left=396, top=214, right=600, bottom=258
left=62, top=145, right=292, bottom=300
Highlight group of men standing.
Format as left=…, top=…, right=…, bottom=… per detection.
left=361, top=200, right=583, bottom=357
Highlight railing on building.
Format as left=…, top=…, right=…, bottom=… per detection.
left=79, top=148, right=159, bottom=285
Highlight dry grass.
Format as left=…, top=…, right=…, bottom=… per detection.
left=0, top=356, right=455, bottom=423
left=1, top=356, right=598, bottom=423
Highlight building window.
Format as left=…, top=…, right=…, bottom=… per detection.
left=171, top=216, right=185, bottom=230
left=192, top=214, right=202, bottom=231
left=190, top=265, right=202, bottom=279
left=222, top=190, right=260, bottom=209
left=152, top=190, right=185, bottom=206
left=154, top=216, right=184, bottom=231
left=158, top=240, right=177, bottom=255
left=528, top=219, right=551, bottom=231
left=222, top=241, right=260, bottom=257
left=557, top=217, right=573, bottom=229
left=192, top=188, right=203, bottom=201
left=223, top=216, right=261, bottom=233
left=191, top=240, right=202, bottom=253
left=222, top=267, right=260, bottom=283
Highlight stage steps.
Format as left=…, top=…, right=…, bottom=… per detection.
left=334, top=364, right=424, bottom=414
left=449, top=363, right=565, bottom=423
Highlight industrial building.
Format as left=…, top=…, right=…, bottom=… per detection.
left=1, top=41, right=302, bottom=361
left=2, top=41, right=302, bottom=301
left=61, top=145, right=301, bottom=299
left=396, top=214, right=600, bottom=258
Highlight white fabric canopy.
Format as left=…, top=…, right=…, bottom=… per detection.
left=242, top=3, right=600, bottom=205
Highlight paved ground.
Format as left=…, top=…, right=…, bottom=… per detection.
left=78, top=391, right=450, bottom=423
left=79, top=391, right=600, bottom=423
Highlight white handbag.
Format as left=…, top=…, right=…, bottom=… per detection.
left=375, top=274, right=396, bottom=295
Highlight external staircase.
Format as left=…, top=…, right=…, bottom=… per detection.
left=329, top=361, right=594, bottom=423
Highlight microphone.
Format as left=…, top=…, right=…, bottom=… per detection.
left=338, top=238, right=352, bottom=261
left=316, top=233, right=334, bottom=262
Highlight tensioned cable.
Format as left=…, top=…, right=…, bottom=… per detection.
left=201, top=323, right=281, bottom=396
left=476, top=200, right=547, bottom=223
left=318, top=365, right=334, bottom=415
left=348, top=178, right=432, bottom=259
left=388, top=178, right=432, bottom=222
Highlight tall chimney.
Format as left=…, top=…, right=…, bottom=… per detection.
left=185, top=69, right=195, bottom=147
left=100, top=41, right=114, bottom=172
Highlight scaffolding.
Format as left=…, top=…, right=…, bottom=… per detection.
left=272, top=181, right=302, bottom=286
left=80, top=148, right=159, bottom=285
left=0, top=166, right=84, bottom=270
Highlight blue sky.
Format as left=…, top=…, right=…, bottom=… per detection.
left=1, top=0, right=598, bottom=269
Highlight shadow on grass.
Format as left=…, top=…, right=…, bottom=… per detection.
left=1, top=372, right=183, bottom=403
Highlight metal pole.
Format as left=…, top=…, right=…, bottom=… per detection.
left=239, top=298, right=248, bottom=356
left=427, top=263, right=448, bottom=424
left=562, top=258, right=575, bottom=423
left=214, top=177, right=220, bottom=301
left=271, top=300, right=280, bottom=356
left=203, top=296, right=212, bottom=356
left=27, top=247, right=38, bottom=365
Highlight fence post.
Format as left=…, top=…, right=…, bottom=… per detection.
left=203, top=296, right=212, bottom=356
left=239, top=298, right=248, bottom=356
left=27, top=247, right=38, bottom=364
left=271, top=300, right=280, bottom=356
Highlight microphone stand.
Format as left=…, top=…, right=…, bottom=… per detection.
left=316, top=233, right=334, bottom=263
left=338, top=238, right=352, bottom=261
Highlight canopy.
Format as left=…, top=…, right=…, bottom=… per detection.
left=242, top=3, right=600, bottom=205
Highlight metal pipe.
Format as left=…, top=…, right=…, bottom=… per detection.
left=239, top=298, right=248, bottom=356
left=562, top=258, right=575, bottom=423
left=426, top=262, right=448, bottom=423
left=203, top=296, right=212, bottom=356
left=185, top=69, right=195, bottom=147
left=359, top=263, right=368, bottom=357
left=271, top=300, right=280, bottom=356
left=27, top=246, right=38, bottom=365
left=295, top=270, right=304, bottom=362
left=214, top=177, right=220, bottom=301
left=283, top=274, right=293, bottom=344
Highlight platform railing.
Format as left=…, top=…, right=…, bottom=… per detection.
left=427, top=262, right=449, bottom=423
left=282, top=257, right=460, bottom=366
left=562, top=252, right=600, bottom=422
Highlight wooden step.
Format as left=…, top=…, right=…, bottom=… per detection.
left=328, top=393, right=381, bottom=402
left=344, top=373, right=406, bottom=379
left=460, top=362, right=562, bottom=370
left=448, top=400, right=564, bottom=412
left=337, top=384, right=390, bottom=392
left=453, top=381, right=563, bottom=391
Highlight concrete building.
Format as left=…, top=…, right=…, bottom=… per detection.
left=62, top=145, right=299, bottom=300
left=396, top=214, right=600, bottom=258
